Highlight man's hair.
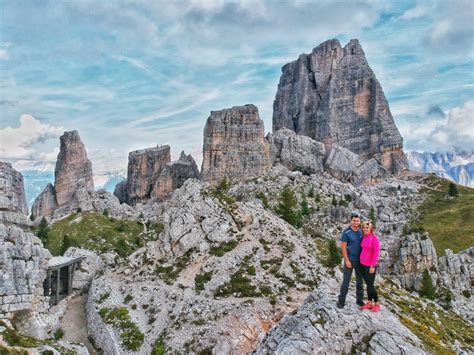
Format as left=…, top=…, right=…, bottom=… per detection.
left=350, top=212, right=360, bottom=219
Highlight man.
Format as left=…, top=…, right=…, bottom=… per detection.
left=337, top=212, right=364, bottom=308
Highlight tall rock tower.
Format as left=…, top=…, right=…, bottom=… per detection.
left=32, top=130, right=94, bottom=218
left=201, top=104, right=272, bottom=186
left=273, top=39, right=408, bottom=174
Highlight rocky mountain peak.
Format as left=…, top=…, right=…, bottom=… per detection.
left=273, top=38, right=408, bottom=175
left=0, top=161, right=28, bottom=225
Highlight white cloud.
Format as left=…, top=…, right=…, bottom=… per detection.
left=399, top=3, right=431, bottom=20
left=0, top=49, right=9, bottom=60
left=0, top=114, right=64, bottom=160
left=114, top=55, right=151, bottom=73
left=401, top=100, right=474, bottom=152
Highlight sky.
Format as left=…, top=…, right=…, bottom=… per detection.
left=1, top=0, right=473, bottom=176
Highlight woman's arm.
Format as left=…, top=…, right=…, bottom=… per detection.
left=371, top=236, right=380, bottom=266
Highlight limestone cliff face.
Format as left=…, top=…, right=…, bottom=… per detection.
left=0, top=163, right=51, bottom=322
left=153, top=151, right=200, bottom=200
left=55, top=130, right=94, bottom=207
left=0, top=162, right=28, bottom=225
left=123, top=145, right=171, bottom=205
left=114, top=146, right=200, bottom=205
left=273, top=39, right=408, bottom=174
left=31, top=183, right=57, bottom=220
left=31, top=130, right=94, bottom=218
left=201, top=104, right=271, bottom=186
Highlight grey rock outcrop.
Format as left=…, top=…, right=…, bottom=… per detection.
left=255, top=280, right=425, bottom=354
left=324, top=144, right=385, bottom=184
left=273, top=39, right=408, bottom=174
left=392, top=233, right=438, bottom=290
left=267, top=128, right=325, bottom=174
left=31, top=130, right=95, bottom=218
left=55, top=130, right=94, bottom=207
left=153, top=151, right=201, bottom=200
left=201, top=104, right=271, bottom=186
left=0, top=162, right=28, bottom=225
left=31, top=183, right=57, bottom=220
left=438, top=247, right=473, bottom=293
left=114, top=146, right=200, bottom=205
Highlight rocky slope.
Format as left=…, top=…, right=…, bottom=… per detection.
left=407, top=150, right=474, bottom=188
left=273, top=39, right=408, bottom=174
left=201, top=104, right=272, bottom=186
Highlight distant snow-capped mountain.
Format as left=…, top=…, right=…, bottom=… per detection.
left=406, top=151, right=474, bottom=188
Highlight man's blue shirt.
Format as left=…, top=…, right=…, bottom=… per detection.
left=340, top=227, right=362, bottom=261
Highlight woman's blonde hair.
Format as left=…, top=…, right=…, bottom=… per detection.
left=362, top=221, right=374, bottom=233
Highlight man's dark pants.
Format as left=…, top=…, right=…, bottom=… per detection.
left=338, top=259, right=364, bottom=305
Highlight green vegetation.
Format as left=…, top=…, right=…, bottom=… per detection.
left=256, top=191, right=269, bottom=208
left=379, top=280, right=474, bottom=353
left=212, top=177, right=236, bottom=205
left=124, top=294, right=133, bottom=304
left=99, top=307, right=144, bottom=352
left=448, top=182, right=459, bottom=197
left=155, top=248, right=195, bottom=285
left=419, top=269, right=436, bottom=300
left=47, top=211, right=143, bottom=256
left=275, top=186, right=302, bottom=228
left=209, top=240, right=238, bottom=257
left=36, top=216, right=49, bottom=247
left=194, top=270, right=213, bottom=292
left=370, top=207, right=377, bottom=227
left=308, top=186, right=315, bottom=198
left=96, top=291, right=111, bottom=304
left=214, top=255, right=272, bottom=298
left=325, top=239, right=342, bottom=268
left=300, top=194, right=310, bottom=217
left=53, top=328, right=64, bottom=340
left=408, top=175, right=474, bottom=254
left=0, top=322, right=40, bottom=348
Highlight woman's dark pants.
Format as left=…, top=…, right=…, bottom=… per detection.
left=338, top=260, right=364, bottom=305
left=361, top=265, right=378, bottom=302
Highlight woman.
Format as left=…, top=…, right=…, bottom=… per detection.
left=359, top=221, right=381, bottom=312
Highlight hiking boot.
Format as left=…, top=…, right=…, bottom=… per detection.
left=356, top=301, right=365, bottom=306
left=360, top=303, right=373, bottom=310
left=371, top=304, right=381, bottom=312
left=336, top=302, right=345, bottom=309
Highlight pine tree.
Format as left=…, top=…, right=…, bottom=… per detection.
left=36, top=217, right=49, bottom=244
left=275, top=186, right=302, bottom=227
left=61, top=234, right=79, bottom=255
left=370, top=207, right=377, bottom=227
left=326, top=239, right=342, bottom=267
left=300, top=193, right=310, bottom=216
left=331, top=195, right=338, bottom=206
left=448, top=182, right=459, bottom=197
left=419, top=269, right=436, bottom=300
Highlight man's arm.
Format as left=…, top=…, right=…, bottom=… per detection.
left=340, top=242, right=352, bottom=268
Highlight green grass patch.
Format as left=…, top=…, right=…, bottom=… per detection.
left=46, top=211, right=143, bottom=256
left=409, top=175, right=474, bottom=254
left=99, top=307, right=144, bottom=352
left=194, top=271, right=213, bottom=292
left=379, top=280, right=474, bottom=353
left=209, top=239, right=238, bottom=257
left=155, top=248, right=196, bottom=285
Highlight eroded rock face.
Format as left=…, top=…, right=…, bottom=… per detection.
left=273, top=39, right=408, bottom=174
left=31, top=183, right=57, bottom=220
left=55, top=130, right=94, bottom=207
left=31, top=130, right=95, bottom=218
left=201, top=104, right=271, bottom=186
left=267, top=128, right=325, bottom=175
left=0, top=162, right=28, bottom=225
left=255, top=279, right=425, bottom=354
left=0, top=164, right=52, bottom=337
left=153, top=151, right=201, bottom=200
left=392, top=233, right=438, bottom=290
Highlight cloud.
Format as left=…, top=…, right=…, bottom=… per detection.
left=0, top=114, right=64, bottom=160
left=424, top=0, right=474, bottom=56
left=0, top=49, right=9, bottom=60
left=399, top=3, right=431, bottom=20
left=426, top=105, right=445, bottom=118
left=401, top=100, right=474, bottom=152
left=113, top=55, right=151, bottom=73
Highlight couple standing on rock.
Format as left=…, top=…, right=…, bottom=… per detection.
left=336, top=213, right=381, bottom=312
